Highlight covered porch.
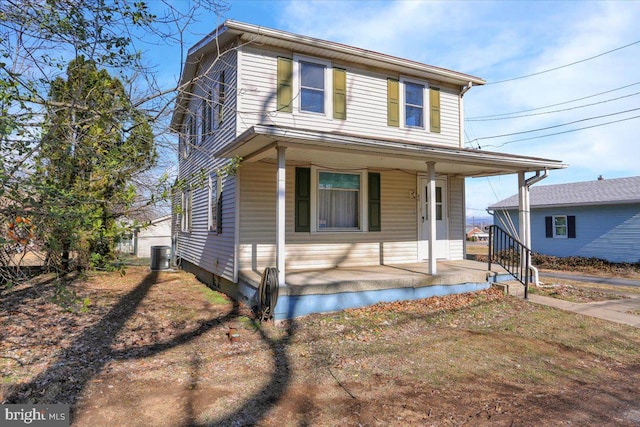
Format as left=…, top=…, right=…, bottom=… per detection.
left=220, top=124, right=566, bottom=319
left=240, top=259, right=512, bottom=319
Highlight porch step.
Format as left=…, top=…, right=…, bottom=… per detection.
left=492, top=280, right=526, bottom=297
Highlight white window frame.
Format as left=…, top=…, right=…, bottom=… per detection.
left=183, top=117, right=192, bottom=158
left=293, top=55, right=332, bottom=117
left=310, top=167, right=367, bottom=233
left=194, top=104, right=202, bottom=146
left=214, top=70, right=225, bottom=129
left=399, top=77, right=428, bottom=129
left=553, top=215, right=568, bottom=238
left=181, top=189, right=191, bottom=232
left=208, top=173, right=222, bottom=233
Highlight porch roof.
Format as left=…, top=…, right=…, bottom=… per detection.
left=215, top=125, right=567, bottom=177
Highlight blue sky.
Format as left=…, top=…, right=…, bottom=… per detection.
left=162, top=0, right=640, bottom=217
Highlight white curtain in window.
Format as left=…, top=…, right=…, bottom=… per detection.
left=318, top=189, right=359, bottom=228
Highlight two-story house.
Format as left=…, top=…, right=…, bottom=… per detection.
left=170, top=20, right=566, bottom=319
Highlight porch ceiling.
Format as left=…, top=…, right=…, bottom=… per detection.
left=215, top=125, right=567, bottom=177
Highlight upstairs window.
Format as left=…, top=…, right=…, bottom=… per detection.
left=300, top=61, right=325, bottom=114
left=278, top=56, right=346, bottom=118
left=405, top=82, right=424, bottom=128
left=388, top=79, right=440, bottom=132
left=182, top=117, right=193, bottom=158
left=211, top=71, right=225, bottom=130
left=203, top=71, right=225, bottom=142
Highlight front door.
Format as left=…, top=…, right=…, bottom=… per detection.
left=419, top=177, right=449, bottom=260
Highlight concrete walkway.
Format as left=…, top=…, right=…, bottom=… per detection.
left=521, top=271, right=640, bottom=327
left=528, top=293, right=640, bottom=328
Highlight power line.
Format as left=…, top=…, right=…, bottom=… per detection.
left=481, top=113, right=640, bottom=148
left=467, top=90, right=640, bottom=122
left=473, top=107, right=640, bottom=141
left=485, top=40, right=640, bottom=85
left=467, top=81, right=640, bottom=120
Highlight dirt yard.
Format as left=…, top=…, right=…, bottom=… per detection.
left=2, top=266, right=640, bottom=426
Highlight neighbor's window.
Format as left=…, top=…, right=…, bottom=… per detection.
left=553, top=215, right=567, bottom=238
left=300, top=61, right=325, bottom=113
left=405, top=81, right=424, bottom=128
left=318, top=172, right=360, bottom=230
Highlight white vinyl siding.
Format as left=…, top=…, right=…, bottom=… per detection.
left=175, top=47, right=238, bottom=282
left=238, top=163, right=419, bottom=271
left=237, top=46, right=461, bottom=147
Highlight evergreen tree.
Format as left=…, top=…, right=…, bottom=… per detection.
left=36, top=57, right=156, bottom=270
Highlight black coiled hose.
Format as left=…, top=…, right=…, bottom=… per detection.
left=258, top=267, right=279, bottom=322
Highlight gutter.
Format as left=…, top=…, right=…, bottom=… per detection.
left=524, top=169, right=549, bottom=286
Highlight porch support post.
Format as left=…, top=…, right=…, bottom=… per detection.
left=427, top=162, right=437, bottom=275
left=517, top=171, right=528, bottom=247
left=276, top=146, right=286, bottom=285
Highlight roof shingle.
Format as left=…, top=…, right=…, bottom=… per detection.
left=489, top=176, right=640, bottom=209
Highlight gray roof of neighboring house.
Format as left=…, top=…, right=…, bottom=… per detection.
left=489, top=176, right=640, bottom=209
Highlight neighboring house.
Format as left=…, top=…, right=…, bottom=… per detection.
left=170, top=20, right=565, bottom=318
left=117, top=215, right=172, bottom=258
left=489, top=176, right=640, bottom=263
left=466, top=227, right=488, bottom=241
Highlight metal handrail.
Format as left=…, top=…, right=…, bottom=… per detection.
left=485, top=225, right=532, bottom=299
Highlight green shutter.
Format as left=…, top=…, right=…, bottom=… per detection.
left=277, top=57, right=293, bottom=112
left=430, top=87, right=441, bottom=133
left=387, top=79, right=399, bottom=127
left=545, top=216, right=553, bottom=238
left=295, top=167, right=311, bottom=232
left=333, top=68, right=347, bottom=120
left=368, top=172, right=381, bottom=232
left=567, top=215, right=576, bottom=238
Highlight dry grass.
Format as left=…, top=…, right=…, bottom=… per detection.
left=2, top=266, right=640, bottom=426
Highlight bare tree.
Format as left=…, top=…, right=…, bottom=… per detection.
left=0, top=0, right=229, bottom=278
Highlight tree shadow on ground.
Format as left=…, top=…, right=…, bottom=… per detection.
left=4, top=272, right=239, bottom=417
left=190, top=319, right=297, bottom=427
left=4, top=270, right=298, bottom=426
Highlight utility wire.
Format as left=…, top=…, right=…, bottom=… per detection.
left=473, top=107, right=640, bottom=141
left=467, top=81, right=640, bottom=120
left=467, top=90, right=640, bottom=121
left=486, top=40, right=640, bottom=85
left=481, top=113, right=640, bottom=148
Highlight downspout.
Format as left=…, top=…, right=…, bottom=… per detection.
left=459, top=82, right=473, bottom=147
left=523, top=169, right=548, bottom=286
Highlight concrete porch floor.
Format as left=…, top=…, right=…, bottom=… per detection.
left=239, top=260, right=511, bottom=319
left=240, top=259, right=509, bottom=296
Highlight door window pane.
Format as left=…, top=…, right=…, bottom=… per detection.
left=425, top=185, right=443, bottom=220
